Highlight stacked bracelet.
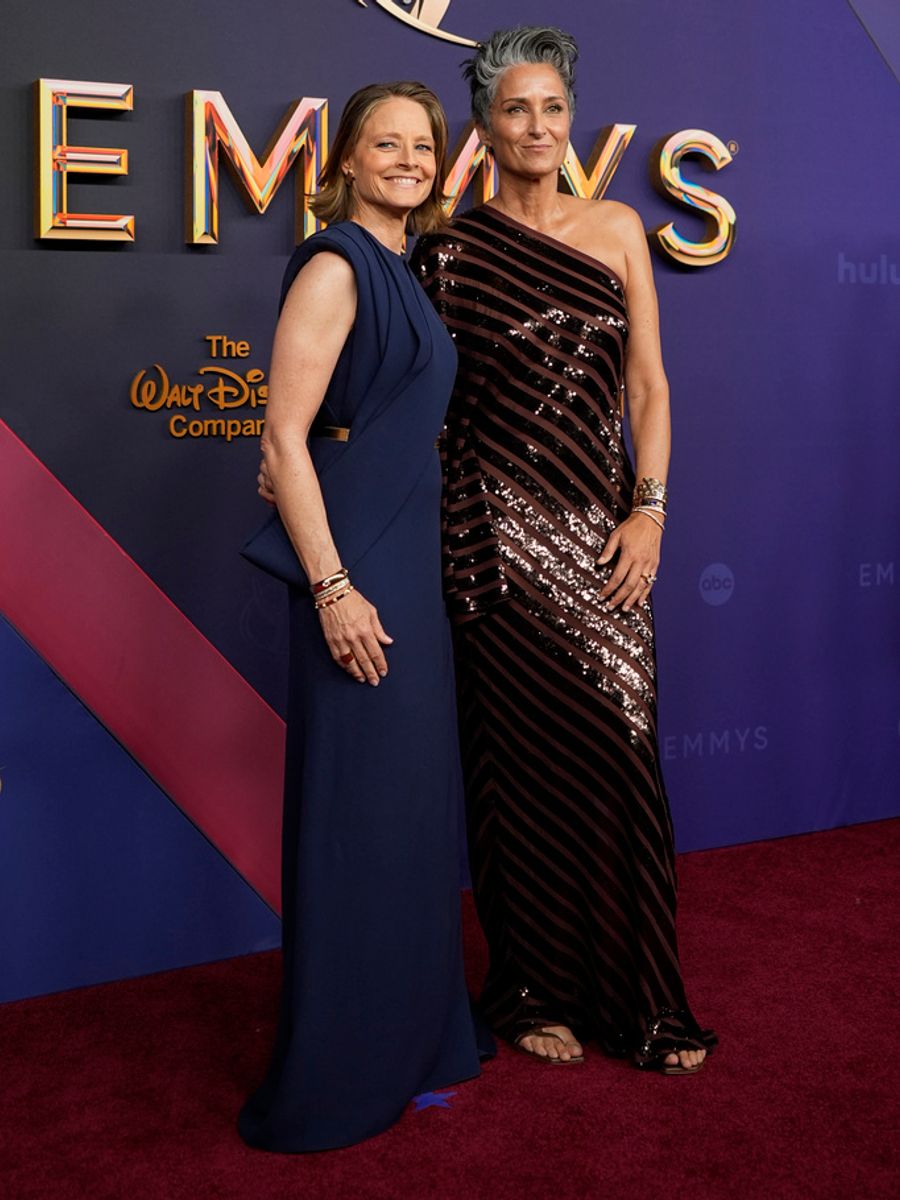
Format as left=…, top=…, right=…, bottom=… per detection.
left=311, top=568, right=348, bottom=595
left=315, top=584, right=355, bottom=610
left=633, top=508, right=666, bottom=532
left=632, top=476, right=668, bottom=530
left=311, top=567, right=353, bottom=609
left=634, top=476, right=668, bottom=507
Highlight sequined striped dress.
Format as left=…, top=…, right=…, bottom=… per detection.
left=411, top=206, right=715, bottom=1066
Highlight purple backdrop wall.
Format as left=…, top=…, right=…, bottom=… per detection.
left=1, top=0, right=898, bottom=1001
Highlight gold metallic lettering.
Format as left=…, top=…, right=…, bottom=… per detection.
left=168, top=413, right=264, bottom=440
left=130, top=365, right=170, bottom=411
left=205, top=334, right=250, bottom=357
left=651, top=129, right=736, bottom=267
left=443, top=124, right=497, bottom=215
left=560, top=125, right=636, bottom=199
left=186, top=91, right=327, bottom=244
left=444, top=124, right=637, bottom=213
left=34, top=78, right=134, bottom=241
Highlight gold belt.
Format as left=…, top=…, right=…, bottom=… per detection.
left=310, top=423, right=441, bottom=449
left=310, top=423, right=350, bottom=442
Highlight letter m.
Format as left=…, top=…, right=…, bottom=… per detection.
left=186, top=91, right=328, bottom=244
left=709, top=730, right=730, bottom=755
left=683, top=733, right=704, bottom=757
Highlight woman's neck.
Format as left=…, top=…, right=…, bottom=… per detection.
left=348, top=202, right=407, bottom=255
left=487, top=173, right=566, bottom=232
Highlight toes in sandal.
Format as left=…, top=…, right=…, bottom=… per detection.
left=660, top=1054, right=705, bottom=1076
left=514, top=1026, right=585, bottom=1066
left=638, top=1007, right=715, bottom=1075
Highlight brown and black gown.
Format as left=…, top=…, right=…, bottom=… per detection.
left=411, top=205, right=715, bottom=1067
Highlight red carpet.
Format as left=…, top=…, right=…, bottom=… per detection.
left=2, top=820, right=898, bottom=1200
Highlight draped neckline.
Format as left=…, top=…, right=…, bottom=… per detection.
left=472, top=204, right=626, bottom=292
left=348, top=219, right=407, bottom=261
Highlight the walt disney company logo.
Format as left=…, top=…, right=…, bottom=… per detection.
left=355, top=1, right=478, bottom=47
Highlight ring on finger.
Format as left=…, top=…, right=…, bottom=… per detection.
left=339, top=651, right=354, bottom=666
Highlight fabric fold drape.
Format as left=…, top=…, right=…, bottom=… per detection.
left=242, top=223, right=439, bottom=587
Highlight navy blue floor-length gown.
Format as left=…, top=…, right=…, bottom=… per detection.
left=238, top=222, right=486, bottom=1153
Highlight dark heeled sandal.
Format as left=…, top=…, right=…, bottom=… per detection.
left=636, top=1007, right=716, bottom=1075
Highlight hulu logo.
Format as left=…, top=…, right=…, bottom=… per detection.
left=837, top=253, right=900, bottom=285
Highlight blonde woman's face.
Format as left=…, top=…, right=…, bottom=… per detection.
left=344, top=98, right=437, bottom=218
left=482, top=63, right=571, bottom=179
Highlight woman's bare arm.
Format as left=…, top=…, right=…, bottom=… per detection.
left=596, top=204, right=671, bottom=611
left=262, top=252, right=392, bottom=684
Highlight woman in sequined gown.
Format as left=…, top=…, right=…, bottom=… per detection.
left=411, top=27, right=716, bottom=1072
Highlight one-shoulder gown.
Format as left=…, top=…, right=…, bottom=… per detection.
left=238, top=222, right=486, bottom=1153
left=412, top=206, right=716, bottom=1067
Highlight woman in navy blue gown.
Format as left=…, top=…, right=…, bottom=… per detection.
left=238, top=81, right=487, bottom=1153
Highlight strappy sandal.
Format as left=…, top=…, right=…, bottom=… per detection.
left=658, top=1052, right=706, bottom=1076
left=637, top=1007, right=715, bottom=1075
left=513, top=1026, right=585, bottom=1065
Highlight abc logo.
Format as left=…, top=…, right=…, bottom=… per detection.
left=699, top=563, right=735, bottom=606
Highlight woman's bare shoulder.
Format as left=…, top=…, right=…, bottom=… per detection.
left=284, top=250, right=355, bottom=306
left=563, top=195, right=643, bottom=237
left=297, top=249, right=355, bottom=284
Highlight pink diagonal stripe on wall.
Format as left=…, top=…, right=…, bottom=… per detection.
left=0, top=419, right=285, bottom=912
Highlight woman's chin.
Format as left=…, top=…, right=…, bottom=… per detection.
left=377, top=190, right=430, bottom=216
left=501, top=154, right=565, bottom=181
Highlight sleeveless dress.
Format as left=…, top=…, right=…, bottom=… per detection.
left=238, top=222, right=486, bottom=1153
left=411, top=206, right=716, bottom=1067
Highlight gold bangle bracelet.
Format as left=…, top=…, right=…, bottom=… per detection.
left=314, top=580, right=351, bottom=602
left=315, top=585, right=355, bottom=610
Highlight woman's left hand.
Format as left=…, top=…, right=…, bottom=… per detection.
left=597, top=512, right=662, bottom=612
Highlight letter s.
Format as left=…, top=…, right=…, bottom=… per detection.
left=651, top=129, right=736, bottom=267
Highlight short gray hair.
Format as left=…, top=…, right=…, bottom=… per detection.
left=463, top=26, right=578, bottom=131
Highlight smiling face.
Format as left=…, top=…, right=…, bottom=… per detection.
left=481, top=62, right=572, bottom=180
left=343, top=96, right=438, bottom=219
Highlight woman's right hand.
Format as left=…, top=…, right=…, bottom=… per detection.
left=258, top=456, right=276, bottom=505
left=319, top=589, right=393, bottom=686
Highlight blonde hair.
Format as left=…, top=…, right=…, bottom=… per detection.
left=311, top=81, right=449, bottom=235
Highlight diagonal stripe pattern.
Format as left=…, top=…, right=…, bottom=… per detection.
left=413, top=207, right=715, bottom=1062
left=0, top=419, right=285, bottom=912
